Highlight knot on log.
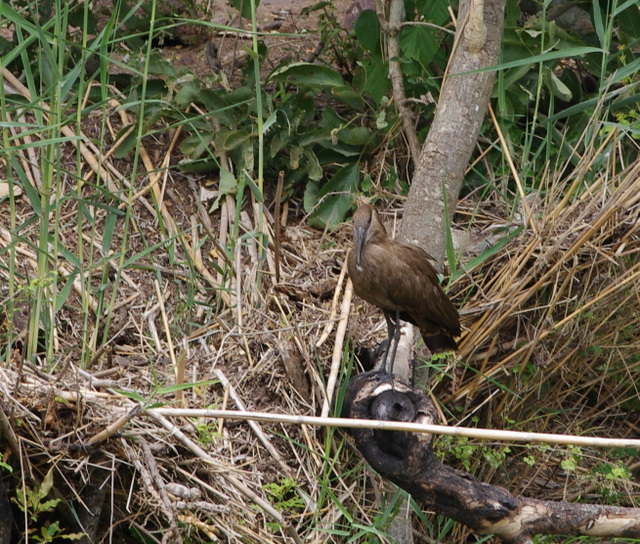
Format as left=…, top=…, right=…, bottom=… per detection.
left=464, top=20, right=487, bottom=52
left=343, top=371, right=440, bottom=478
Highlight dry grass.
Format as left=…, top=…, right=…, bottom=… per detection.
left=444, top=150, right=640, bottom=510
left=1, top=47, right=639, bottom=544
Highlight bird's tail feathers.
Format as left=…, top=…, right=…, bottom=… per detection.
left=423, top=332, right=458, bottom=353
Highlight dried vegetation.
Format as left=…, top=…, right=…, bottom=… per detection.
left=1, top=6, right=639, bottom=542
left=1, top=116, right=639, bottom=541
left=449, top=154, right=640, bottom=502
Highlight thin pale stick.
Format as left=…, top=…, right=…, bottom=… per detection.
left=148, top=408, right=640, bottom=449
left=321, top=277, right=353, bottom=418
left=316, top=257, right=348, bottom=348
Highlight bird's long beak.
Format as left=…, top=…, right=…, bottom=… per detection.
left=355, top=226, right=366, bottom=268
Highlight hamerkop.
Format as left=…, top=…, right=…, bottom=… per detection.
left=347, top=205, right=460, bottom=373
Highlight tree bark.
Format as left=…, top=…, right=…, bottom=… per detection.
left=400, top=0, right=506, bottom=264
left=387, top=0, right=421, bottom=164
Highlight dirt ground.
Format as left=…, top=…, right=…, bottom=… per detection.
left=155, top=0, right=358, bottom=82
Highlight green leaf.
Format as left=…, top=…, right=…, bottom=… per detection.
left=361, top=173, right=373, bottom=192
left=210, top=167, right=239, bottom=211
left=155, top=380, right=219, bottom=395
left=297, top=126, right=334, bottom=147
left=113, top=389, right=148, bottom=403
left=54, top=236, right=81, bottom=268
left=230, top=0, right=256, bottom=19
left=496, top=64, right=534, bottom=96
left=330, top=85, right=365, bottom=111
left=269, top=130, right=289, bottom=158
left=147, top=54, right=176, bottom=77
left=55, top=269, right=78, bottom=312
left=361, top=57, right=389, bottom=105
left=39, top=498, right=61, bottom=512
left=301, top=1, right=331, bottom=16
left=338, top=126, right=370, bottom=146
left=591, top=0, right=606, bottom=48
left=220, top=167, right=238, bottom=195
left=611, top=56, right=640, bottom=85
left=316, top=140, right=362, bottom=158
left=263, top=110, right=279, bottom=134
left=489, top=46, right=604, bottom=73
left=180, top=132, right=214, bottom=160
left=400, top=25, right=438, bottom=69
left=308, top=163, right=359, bottom=229
left=175, top=81, right=201, bottom=108
left=268, top=62, right=344, bottom=88
left=354, top=10, right=380, bottom=54
left=244, top=172, right=264, bottom=203
left=415, top=0, right=450, bottom=25
left=11, top=162, right=39, bottom=215
left=40, top=467, right=55, bottom=498
left=547, top=70, right=573, bottom=101
left=113, top=125, right=137, bottom=159
left=217, top=129, right=252, bottom=152
left=290, top=146, right=304, bottom=169
left=303, top=181, right=320, bottom=214
left=199, top=88, right=253, bottom=127
left=240, top=143, right=255, bottom=172
left=60, top=531, right=86, bottom=540
left=103, top=209, right=118, bottom=254
left=304, top=149, right=323, bottom=181
left=45, top=520, right=61, bottom=537
left=15, top=488, right=25, bottom=508
left=615, top=0, right=639, bottom=14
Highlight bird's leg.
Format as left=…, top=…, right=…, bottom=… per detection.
left=410, top=355, right=415, bottom=388
left=381, top=311, right=396, bottom=373
left=386, top=309, right=402, bottom=376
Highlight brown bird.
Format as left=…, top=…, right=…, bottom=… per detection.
left=347, top=205, right=460, bottom=373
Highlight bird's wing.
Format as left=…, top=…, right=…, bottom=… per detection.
left=385, top=244, right=461, bottom=335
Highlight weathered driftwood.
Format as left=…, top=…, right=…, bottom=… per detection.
left=343, top=372, right=640, bottom=544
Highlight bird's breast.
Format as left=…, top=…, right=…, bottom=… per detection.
left=348, top=246, right=404, bottom=312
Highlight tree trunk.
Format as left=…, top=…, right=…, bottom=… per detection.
left=400, top=0, right=506, bottom=265
left=384, top=0, right=506, bottom=388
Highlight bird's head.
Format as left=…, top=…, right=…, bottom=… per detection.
left=352, top=205, right=387, bottom=267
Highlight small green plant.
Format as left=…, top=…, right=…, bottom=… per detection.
left=484, top=446, right=512, bottom=470
left=591, top=456, right=635, bottom=502
left=13, top=467, right=84, bottom=542
left=263, top=477, right=305, bottom=512
left=560, top=445, right=583, bottom=473
left=194, top=420, right=221, bottom=447
left=440, top=435, right=475, bottom=471
left=261, top=477, right=306, bottom=532
left=439, top=435, right=517, bottom=473
left=14, top=468, right=60, bottom=523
